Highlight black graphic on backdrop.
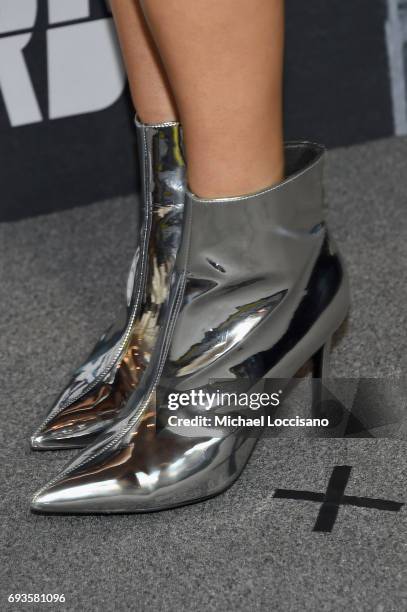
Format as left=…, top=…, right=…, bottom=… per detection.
left=0, top=1, right=137, bottom=221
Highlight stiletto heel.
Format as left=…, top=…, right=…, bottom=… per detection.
left=312, top=337, right=331, bottom=380
left=311, top=336, right=346, bottom=436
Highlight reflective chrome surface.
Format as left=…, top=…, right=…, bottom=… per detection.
left=31, top=119, right=186, bottom=450
left=31, top=143, right=350, bottom=512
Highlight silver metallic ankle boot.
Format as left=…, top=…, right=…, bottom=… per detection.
left=31, top=141, right=349, bottom=512
left=30, top=119, right=186, bottom=450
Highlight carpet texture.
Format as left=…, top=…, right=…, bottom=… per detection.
left=0, top=137, right=406, bottom=611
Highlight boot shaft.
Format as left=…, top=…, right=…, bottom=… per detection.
left=176, top=142, right=325, bottom=274
left=162, top=142, right=347, bottom=386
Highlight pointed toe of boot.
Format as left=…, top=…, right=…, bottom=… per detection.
left=30, top=433, right=87, bottom=451
left=30, top=470, right=153, bottom=515
left=29, top=437, right=155, bottom=514
left=30, top=388, right=121, bottom=450
left=30, top=480, right=117, bottom=514
left=30, top=418, right=101, bottom=451
left=31, top=485, right=71, bottom=514
left=30, top=467, right=124, bottom=515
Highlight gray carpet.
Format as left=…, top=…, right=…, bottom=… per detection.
left=0, top=137, right=406, bottom=611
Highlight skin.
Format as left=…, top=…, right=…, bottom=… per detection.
left=112, top=0, right=285, bottom=197
left=110, top=0, right=178, bottom=124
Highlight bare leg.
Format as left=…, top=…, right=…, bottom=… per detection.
left=110, top=0, right=178, bottom=124
left=140, top=0, right=284, bottom=197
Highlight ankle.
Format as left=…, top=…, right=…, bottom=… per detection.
left=188, top=152, right=285, bottom=199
